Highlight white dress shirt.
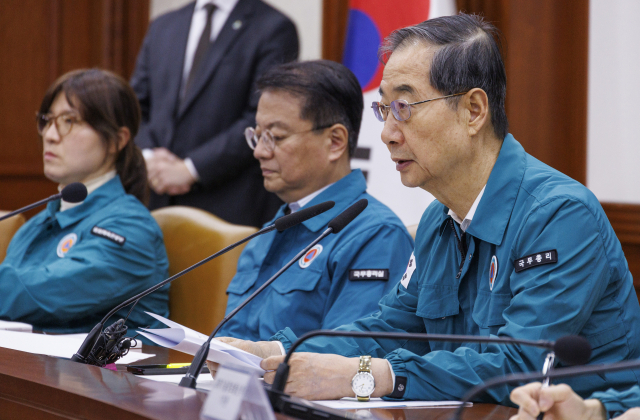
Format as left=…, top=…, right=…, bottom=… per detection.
left=59, top=170, right=116, bottom=212
left=144, top=0, right=240, bottom=181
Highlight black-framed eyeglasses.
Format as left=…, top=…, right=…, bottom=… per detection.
left=244, top=124, right=333, bottom=152
left=36, top=111, right=83, bottom=136
left=371, top=92, right=469, bottom=122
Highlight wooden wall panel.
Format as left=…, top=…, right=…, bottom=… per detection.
left=322, top=0, right=350, bottom=62
left=0, top=0, right=149, bottom=216
left=457, top=0, right=589, bottom=185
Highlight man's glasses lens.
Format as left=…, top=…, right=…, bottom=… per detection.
left=390, top=100, right=411, bottom=121
left=244, top=127, right=274, bottom=151
left=371, top=100, right=412, bottom=122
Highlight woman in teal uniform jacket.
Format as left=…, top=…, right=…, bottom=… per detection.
left=0, top=69, right=169, bottom=334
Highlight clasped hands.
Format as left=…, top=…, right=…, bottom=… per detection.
left=145, top=148, right=196, bottom=195
left=206, top=337, right=393, bottom=400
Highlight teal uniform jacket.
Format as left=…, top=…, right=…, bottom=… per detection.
left=592, top=385, right=640, bottom=418
left=0, top=176, right=170, bottom=334
left=273, top=136, right=640, bottom=405
left=219, top=170, right=414, bottom=341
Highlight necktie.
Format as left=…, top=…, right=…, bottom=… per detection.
left=184, top=3, right=216, bottom=99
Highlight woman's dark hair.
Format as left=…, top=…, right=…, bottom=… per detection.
left=256, top=60, right=363, bottom=157
left=38, top=68, right=148, bottom=204
left=379, top=13, right=508, bottom=140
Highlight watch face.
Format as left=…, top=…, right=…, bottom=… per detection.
left=351, top=372, right=375, bottom=397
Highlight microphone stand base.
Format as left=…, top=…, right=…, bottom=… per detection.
left=265, top=386, right=362, bottom=420
left=178, top=376, right=197, bottom=389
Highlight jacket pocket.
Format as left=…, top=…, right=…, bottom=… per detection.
left=226, top=269, right=260, bottom=295
left=416, top=284, right=460, bottom=319
left=472, top=290, right=511, bottom=328
left=270, top=266, right=323, bottom=294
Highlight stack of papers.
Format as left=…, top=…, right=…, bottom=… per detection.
left=138, top=312, right=264, bottom=374
left=0, top=320, right=33, bottom=332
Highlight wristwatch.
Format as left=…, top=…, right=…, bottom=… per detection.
left=351, top=355, right=375, bottom=401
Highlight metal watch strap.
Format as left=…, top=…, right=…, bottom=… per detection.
left=356, top=356, right=372, bottom=402
left=359, top=355, right=372, bottom=373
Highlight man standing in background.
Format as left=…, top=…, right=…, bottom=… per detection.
left=131, top=0, right=299, bottom=227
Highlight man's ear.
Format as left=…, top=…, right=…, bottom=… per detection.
left=327, top=123, right=349, bottom=162
left=116, top=127, right=131, bottom=152
left=464, top=88, right=490, bottom=136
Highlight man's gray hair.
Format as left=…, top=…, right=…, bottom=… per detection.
left=379, top=13, right=508, bottom=140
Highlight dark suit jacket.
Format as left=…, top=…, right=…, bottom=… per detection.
left=131, top=0, right=299, bottom=227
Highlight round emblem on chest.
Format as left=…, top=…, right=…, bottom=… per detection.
left=299, top=244, right=323, bottom=268
left=489, top=255, right=498, bottom=291
left=57, top=233, right=78, bottom=258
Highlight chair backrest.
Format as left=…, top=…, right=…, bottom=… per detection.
left=0, top=212, right=26, bottom=263
left=151, top=206, right=258, bottom=334
left=406, top=224, right=418, bottom=240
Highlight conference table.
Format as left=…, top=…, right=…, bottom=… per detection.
left=0, top=345, right=517, bottom=419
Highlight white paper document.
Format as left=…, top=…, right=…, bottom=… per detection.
left=137, top=312, right=264, bottom=374
left=0, top=320, right=33, bottom=332
left=0, top=330, right=154, bottom=364
left=313, top=397, right=472, bottom=410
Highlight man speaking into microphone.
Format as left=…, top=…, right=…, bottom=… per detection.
left=216, top=60, right=414, bottom=341
left=219, top=14, right=640, bottom=405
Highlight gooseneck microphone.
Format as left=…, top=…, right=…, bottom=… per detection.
left=178, top=199, right=369, bottom=389
left=450, top=357, right=640, bottom=420
left=0, top=182, right=87, bottom=222
left=70, top=201, right=335, bottom=366
left=268, top=331, right=591, bottom=414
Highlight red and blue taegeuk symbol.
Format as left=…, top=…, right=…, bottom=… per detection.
left=299, top=245, right=323, bottom=268
left=489, top=255, right=498, bottom=291
left=342, top=0, right=431, bottom=92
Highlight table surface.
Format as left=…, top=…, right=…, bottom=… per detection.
left=0, top=344, right=517, bottom=420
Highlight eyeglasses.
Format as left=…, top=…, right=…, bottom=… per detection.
left=36, top=111, right=83, bottom=136
left=371, top=92, right=468, bottom=122
left=244, top=125, right=333, bottom=152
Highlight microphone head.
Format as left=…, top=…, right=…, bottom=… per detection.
left=274, top=201, right=335, bottom=232
left=61, top=182, right=88, bottom=203
left=327, top=199, right=368, bottom=234
left=553, top=335, right=592, bottom=366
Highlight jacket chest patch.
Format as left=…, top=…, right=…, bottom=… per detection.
left=514, top=250, right=557, bottom=272
left=57, top=233, right=77, bottom=258
left=299, top=244, right=323, bottom=268
left=489, top=255, right=498, bottom=291
left=400, top=252, right=416, bottom=288
left=349, top=269, right=389, bottom=281
left=91, top=226, right=126, bottom=246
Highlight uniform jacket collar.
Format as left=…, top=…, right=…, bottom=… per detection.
left=269, top=169, right=368, bottom=234
left=46, top=176, right=127, bottom=229
left=438, top=134, right=526, bottom=245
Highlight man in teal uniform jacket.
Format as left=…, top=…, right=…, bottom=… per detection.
left=220, top=14, right=640, bottom=404
left=0, top=175, right=169, bottom=334
left=217, top=60, right=414, bottom=341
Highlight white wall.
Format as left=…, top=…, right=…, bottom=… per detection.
left=588, top=0, right=640, bottom=203
left=150, top=0, right=322, bottom=60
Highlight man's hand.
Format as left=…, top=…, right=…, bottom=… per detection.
left=215, top=337, right=283, bottom=359
left=206, top=338, right=282, bottom=380
left=614, top=407, right=640, bottom=419
left=260, top=353, right=393, bottom=401
left=145, top=148, right=195, bottom=195
left=510, top=382, right=606, bottom=420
